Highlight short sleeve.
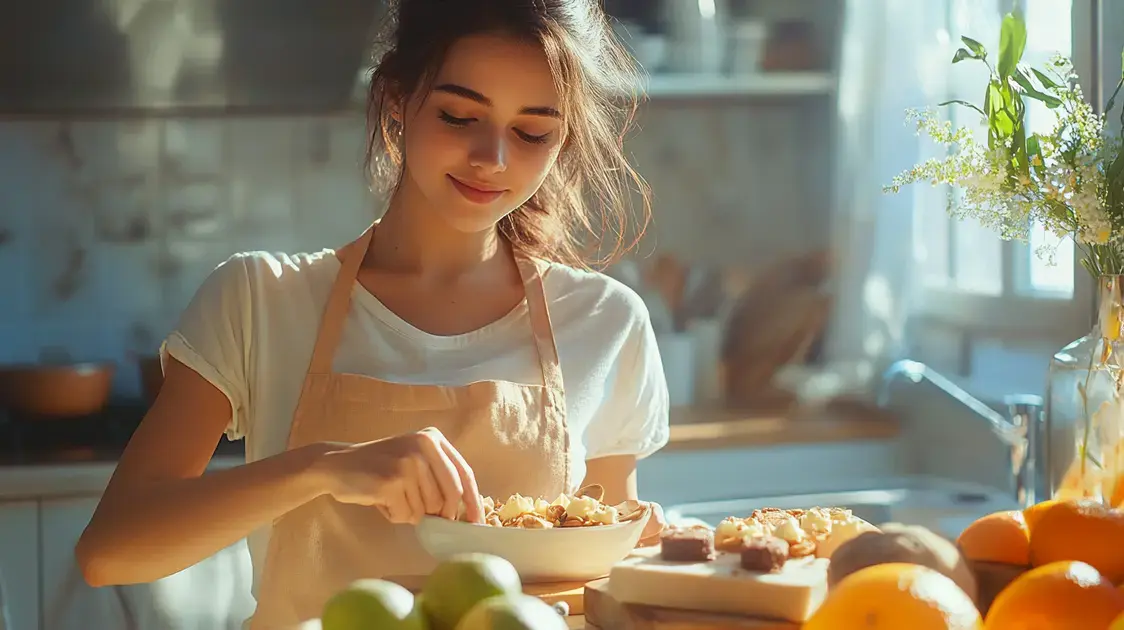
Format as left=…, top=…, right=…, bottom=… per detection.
left=160, top=254, right=254, bottom=440
left=583, top=306, right=671, bottom=460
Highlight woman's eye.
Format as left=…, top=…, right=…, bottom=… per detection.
left=516, top=130, right=551, bottom=145
left=439, top=111, right=473, bottom=127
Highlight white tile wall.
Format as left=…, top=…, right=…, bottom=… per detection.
left=0, top=100, right=834, bottom=398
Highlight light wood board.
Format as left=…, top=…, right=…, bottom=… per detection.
left=583, top=579, right=800, bottom=630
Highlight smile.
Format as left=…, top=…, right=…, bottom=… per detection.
left=448, top=175, right=507, bottom=204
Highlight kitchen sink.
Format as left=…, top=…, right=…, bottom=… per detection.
left=663, top=479, right=1020, bottom=540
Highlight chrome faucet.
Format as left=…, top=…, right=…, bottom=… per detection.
left=877, top=360, right=1046, bottom=508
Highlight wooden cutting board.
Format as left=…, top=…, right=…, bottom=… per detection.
left=386, top=575, right=588, bottom=615
left=584, top=579, right=800, bottom=629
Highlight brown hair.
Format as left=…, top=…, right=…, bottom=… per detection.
left=364, top=0, right=651, bottom=269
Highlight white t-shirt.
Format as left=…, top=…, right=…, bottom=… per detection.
left=160, top=248, right=671, bottom=598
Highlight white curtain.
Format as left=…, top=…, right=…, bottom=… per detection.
left=825, top=0, right=980, bottom=384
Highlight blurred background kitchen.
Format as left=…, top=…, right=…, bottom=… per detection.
left=1, top=1, right=1123, bottom=628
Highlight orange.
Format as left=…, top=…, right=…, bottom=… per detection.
left=1113, top=610, right=1124, bottom=630
left=1112, top=472, right=1124, bottom=508
left=984, top=561, right=1124, bottom=628
left=1023, top=499, right=1061, bottom=536
left=803, top=562, right=981, bottom=630
left=956, top=510, right=1030, bottom=565
left=1028, top=499, right=1124, bottom=583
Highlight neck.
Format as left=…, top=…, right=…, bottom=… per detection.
left=366, top=178, right=508, bottom=278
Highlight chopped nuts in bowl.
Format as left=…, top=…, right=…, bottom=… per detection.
left=416, top=492, right=651, bottom=582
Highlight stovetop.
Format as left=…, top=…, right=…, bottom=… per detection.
left=0, top=401, right=244, bottom=466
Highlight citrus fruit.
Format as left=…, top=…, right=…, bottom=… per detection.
left=804, top=562, right=982, bottom=630
left=322, top=579, right=427, bottom=630
left=1027, top=499, right=1124, bottom=583
left=956, top=510, right=1030, bottom=566
left=984, top=560, right=1124, bottom=628
left=455, top=594, right=568, bottom=630
left=422, top=554, right=522, bottom=630
left=1022, top=499, right=1062, bottom=537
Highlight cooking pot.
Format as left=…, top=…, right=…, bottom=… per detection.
left=0, top=361, right=116, bottom=418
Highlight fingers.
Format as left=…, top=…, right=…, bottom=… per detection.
left=414, top=455, right=444, bottom=517
left=382, top=488, right=413, bottom=524
left=438, top=438, right=483, bottom=524
left=417, top=429, right=467, bottom=521
left=401, top=464, right=426, bottom=524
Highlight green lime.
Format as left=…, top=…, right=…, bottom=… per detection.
left=322, top=579, right=427, bottom=630
left=455, top=594, right=568, bottom=630
left=421, top=554, right=523, bottom=630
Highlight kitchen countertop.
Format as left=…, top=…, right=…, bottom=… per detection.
left=0, top=453, right=246, bottom=501
left=0, top=402, right=899, bottom=501
left=666, top=402, right=899, bottom=451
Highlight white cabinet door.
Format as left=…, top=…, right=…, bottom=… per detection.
left=40, top=496, right=255, bottom=630
left=0, top=500, right=40, bottom=630
left=40, top=496, right=132, bottom=630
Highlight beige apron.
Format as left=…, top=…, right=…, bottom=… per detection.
left=249, top=226, right=572, bottom=629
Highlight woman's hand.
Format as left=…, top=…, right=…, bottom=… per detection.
left=635, top=501, right=667, bottom=547
left=314, top=427, right=485, bottom=525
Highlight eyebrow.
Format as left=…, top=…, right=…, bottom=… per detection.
left=433, top=83, right=562, bottom=118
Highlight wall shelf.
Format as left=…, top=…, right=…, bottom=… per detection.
left=642, top=72, right=835, bottom=98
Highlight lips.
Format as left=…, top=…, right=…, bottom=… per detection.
left=448, top=175, right=507, bottom=204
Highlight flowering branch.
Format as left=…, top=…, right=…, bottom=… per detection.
left=883, top=10, right=1124, bottom=276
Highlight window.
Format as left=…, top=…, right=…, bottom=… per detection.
left=912, top=0, right=1093, bottom=341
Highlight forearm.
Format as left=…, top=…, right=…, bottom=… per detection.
left=77, top=442, right=333, bottom=586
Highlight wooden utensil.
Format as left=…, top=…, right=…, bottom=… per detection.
left=576, top=483, right=605, bottom=501
left=584, top=579, right=799, bottom=629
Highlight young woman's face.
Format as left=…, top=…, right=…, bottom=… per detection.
left=399, top=33, right=565, bottom=234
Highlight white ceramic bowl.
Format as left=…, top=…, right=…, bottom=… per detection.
left=416, top=507, right=651, bottom=582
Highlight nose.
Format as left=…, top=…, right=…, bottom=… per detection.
left=467, top=128, right=507, bottom=174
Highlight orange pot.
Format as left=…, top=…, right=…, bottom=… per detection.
left=0, top=362, right=116, bottom=418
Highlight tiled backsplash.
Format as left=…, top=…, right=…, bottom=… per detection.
left=0, top=100, right=833, bottom=398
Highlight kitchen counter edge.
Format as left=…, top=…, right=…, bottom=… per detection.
left=0, top=408, right=900, bottom=501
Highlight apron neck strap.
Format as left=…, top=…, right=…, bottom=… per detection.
left=514, top=253, right=563, bottom=391
left=305, top=226, right=563, bottom=391
left=306, top=225, right=374, bottom=374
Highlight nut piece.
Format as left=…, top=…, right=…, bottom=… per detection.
left=543, top=504, right=566, bottom=525
left=506, top=514, right=553, bottom=529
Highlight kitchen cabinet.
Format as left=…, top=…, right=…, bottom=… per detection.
left=40, top=497, right=131, bottom=630
left=0, top=500, right=40, bottom=630
left=39, top=496, right=255, bottom=630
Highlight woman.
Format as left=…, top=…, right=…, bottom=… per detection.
left=76, top=0, right=670, bottom=626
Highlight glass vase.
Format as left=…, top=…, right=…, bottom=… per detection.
left=1044, top=275, right=1124, bottom=506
